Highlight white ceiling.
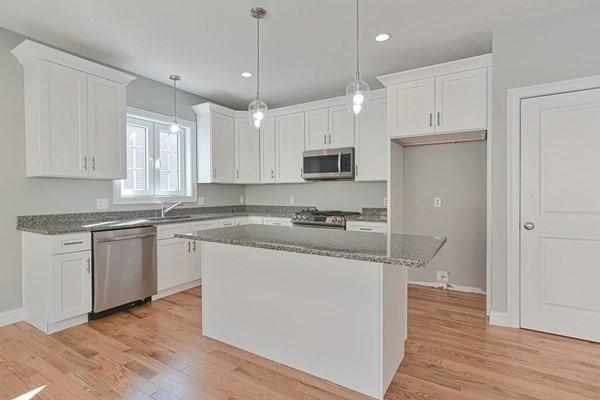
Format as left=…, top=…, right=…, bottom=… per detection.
left=0, top=0, right=598, bottom=109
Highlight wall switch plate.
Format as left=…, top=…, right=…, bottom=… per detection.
left=383, top=197, right=387, bottom=207
left=240, top=195, right=245, bottom=204
left=434, top=197, right=442, bottom=208
left=197, top=197, right=205, bottom=206
left=289, top=196, right=295, bottom=205
left=436, top=270, right=449, bottom=283
left=96, top=198, right=109, bottom=210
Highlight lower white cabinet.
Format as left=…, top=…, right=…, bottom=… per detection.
left=157, top=238, right=190, bottom=291
left=346, top=221, right=387, bottom=233
left=22, top=231, right=93, bottom=334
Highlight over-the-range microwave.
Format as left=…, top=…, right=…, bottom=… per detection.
left=302, top=147, right=354, bottom=180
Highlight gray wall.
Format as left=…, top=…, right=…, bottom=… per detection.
left=403, top=142, right=487, bottom=290
left=490, top=3, right=600, bottom=313
left=0, top=27, right=241, bottom=313
left=245, top=182, right=386, bottom=211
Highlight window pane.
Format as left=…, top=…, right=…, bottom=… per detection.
left=158, top=129, right=180, bottom=192
left=123, top=123, right=148, bottom=192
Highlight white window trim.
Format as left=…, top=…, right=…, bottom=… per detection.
left=113, top=107, right=197, bottom=205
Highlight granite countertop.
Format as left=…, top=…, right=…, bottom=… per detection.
left=177, top=225, right=445, bottom=268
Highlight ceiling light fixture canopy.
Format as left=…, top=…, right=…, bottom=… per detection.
left=375, top=32, right=391, bottom=42
left=169, top=74, right=181, bottom=133
left=346, top=0, right=369, bottom=115
left=249, top=7, right=268, bottom=129
left=241, top=71, right=253, bottom=78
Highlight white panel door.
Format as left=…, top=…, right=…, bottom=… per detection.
left=329, top=105, right=355, bottom=148
left=88, top=75, right=126, bottom=179
left=355, top=97, right=387, bottom=181
left=211, top=112, right=235, bottom=183
left=38, top=60, right=88, bottom=177
left=521, top=88, right=600, bottom=342
left=51, top=251, right=92, bottom=322
left=305, top=108, right=329, bottom=150
left=260, top=116, right=276, bottom=183
left=235, top=117, right=260, bottom=183
left=388, top=78, right=435, bottom=138
left=157, top=238, right=189, bottom=291
left=276, top=112, right=305, bottom=183
left=435, top=68, right=487, bottom=133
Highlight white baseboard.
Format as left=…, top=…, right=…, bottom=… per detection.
left=152, top=279, right=201, bottom=301
left=488, top=311, right=518, bottom=327
left=0, top=308, right=23, bottom=327
left=409, top=281, right=485, bottom=295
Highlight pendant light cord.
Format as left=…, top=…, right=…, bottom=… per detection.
left=256, top=16, right=260, bottom=98
left=172, top=79, right=177, bottom=120
left=356, top=0, right=360, bottom=79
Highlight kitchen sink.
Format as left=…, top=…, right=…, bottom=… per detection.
left=145, top=215, right=192, bottom=222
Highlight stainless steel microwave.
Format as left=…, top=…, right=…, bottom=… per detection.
left=302, top=147, right=354, bottom=180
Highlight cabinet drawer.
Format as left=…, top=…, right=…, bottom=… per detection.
left=263, top=217, right=292, bottom=227
left=157, top=223, right=191, bottom=240
left=218, top=218, right=237, bottom=228
left=246, top=216, right=264, bottom=225
left=51, top=233, right=92, bottom=254
left=346, top=222, right=387, bottom=233
left=190, top=220, right=219, bottom=232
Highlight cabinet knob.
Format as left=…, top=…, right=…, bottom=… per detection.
left=83, top=156, right=88, bottom=170
left=91, top=156, right=96, bottom=171
left=523, top=222, right=535, bottom=231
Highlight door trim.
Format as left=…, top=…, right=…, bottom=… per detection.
left=505, top=74, right=600, bottom=328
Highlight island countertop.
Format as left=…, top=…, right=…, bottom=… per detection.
left=176, top=224, right=445, bottom=268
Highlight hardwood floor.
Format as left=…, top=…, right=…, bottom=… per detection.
left=1, top=285, right=599, bottom=400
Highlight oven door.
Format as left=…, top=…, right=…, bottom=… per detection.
left=302, top=148, right=354, bottom=180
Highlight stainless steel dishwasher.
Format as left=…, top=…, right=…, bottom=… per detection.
left=91, top=226, right=157, bottom=319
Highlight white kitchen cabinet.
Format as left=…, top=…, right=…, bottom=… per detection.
left=189, top=220, right=219, bottom=232
left=435, top=68, right=487, bottom=133
left=260, top=116, right=276, bottom=183
left=235, top=117, right=260, bottom=183
left=355, top=96, right=387, bottom=181
left=195, top=104, right=236, bottom=183
left=346, top=221, right=387, bottom=233
left=388, top=78, right=435, bottom=138
left=276, top=112, right=305, bottom=183
left=305, top=105, right=354, bottom=150
left=22, top=231, right=93, bottom=334
left=157, top=238, right=189, bottom=291
left=263, top=217, right=292, bottom=227
left=12, top=40, right=134, bottom=179
left=218, top=218, right=237, bottom=227
left=87, top=75, right=127, bottom=179
left=246, top=216, right=264, bottom=225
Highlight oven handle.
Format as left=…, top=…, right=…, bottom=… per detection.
left=338, top=152, right=341, bottom=173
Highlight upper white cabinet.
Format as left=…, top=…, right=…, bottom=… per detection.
left=378, top=54, right=491, bottom=142
left=305, top=105, right=354, bottom=150
left=235, top=117, right=260, bottom=183
left=276, top=112, right=305, bottom=183
left=355, top=95, right=387, bottom=181
left=260, top=116, right=276, bottom=183
left=195, top=104, right=236, bottom=183
left=12, top=40, right=135, bottom=179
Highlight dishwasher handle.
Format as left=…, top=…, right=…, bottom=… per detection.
left=95, top=233, right=156, bottom=243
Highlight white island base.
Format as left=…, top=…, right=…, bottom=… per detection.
left=202, top=242, right=408, bottom=399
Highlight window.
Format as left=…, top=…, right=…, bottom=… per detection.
left=114, top=108, right=196, bottom=204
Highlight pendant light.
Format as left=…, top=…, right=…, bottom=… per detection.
left=249, top=7, right=268, bottom=129
left=169, top=74, right=181, bottom=133
left=346, top=0, right=369, bottom=115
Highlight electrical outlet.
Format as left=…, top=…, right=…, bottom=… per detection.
left=436, top=270, right=449, bottom=283
left=434, top=197, right=442, bottom=208
left=96, top=198, right=109, bottom=210
left=383, top=197, right=387, bottom=207
left=289, top=196, right=295, bottom=205
left=197, top=197, right=205, bottom=206
left=239, top=195, right=244, bottom=204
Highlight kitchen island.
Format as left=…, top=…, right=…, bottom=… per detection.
left=177, top=225, right=445, bottom=399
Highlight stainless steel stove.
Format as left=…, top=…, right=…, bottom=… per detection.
left=291, top=209, right=361, bottom=229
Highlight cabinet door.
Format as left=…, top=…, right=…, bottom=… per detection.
left=211, top=112, right=235, bottom=183
left=157, top=238, right=189, bottom=291
left=235, top=117, right=260, bottom=183
left=276, top=112, right=305, bottom=183
left=388, top=78, right=435, bottom=137
left=51, top=251, right=92, bottom=322
left=189, top=240, right=202, bottom=281
left=435, top=68, right=487, bottom=133
left=304, top=108, right=329, bottom=150
left=37, top=60, right=88, bottom=177
left=355, top=97, right=387, bottom=181
left=189, top=220, right=219, bottom=232
left=260, top=116, right=276, bottom=183
left=87, top=75, right=126, bottom=179
left=329, top=105, right=355, bottom=148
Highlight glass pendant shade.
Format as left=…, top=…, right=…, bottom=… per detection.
left=346, top=76, right=369, bottom=115
left=169, top=120, right=181, bottom=133
left=249, top=96, right=268, bottom=129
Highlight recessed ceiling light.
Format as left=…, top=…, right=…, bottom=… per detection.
left=375, top=33, right=391, bottom=42
left=241, top=72, right=253, bottom=78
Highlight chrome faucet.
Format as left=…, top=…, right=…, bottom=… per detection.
left=161, top=201, right=183, bottom=217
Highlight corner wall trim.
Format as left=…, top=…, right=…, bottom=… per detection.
left=488, top=311, right=517, bottom=328
left=0, top=308, right=23, bottom=327
left=408, top=281, right=485, bottom=295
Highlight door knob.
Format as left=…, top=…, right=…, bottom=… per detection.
left=523, top=222, right=535, bottom=231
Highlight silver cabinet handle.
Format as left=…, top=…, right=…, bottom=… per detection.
left=236, top=169, right=239, bottom=179
left=83, top=155, right=88, bottom=170
left=523, top=222, right=535, bottom=231
left=437, top=112, right=441, bottom=126
left=323, top=134, right=327, bottom=144
left=429, top=113, right=433, bottom=127
left=86, top=257, right=91, bottom=273
left=187, top=241, right=191, bottom=252
left=271, top=169, right=274, bottom=179
left=63, top=240, right=84, bottom=246
left=359, top=228, right=373, bottom=231
left=193, top=241, right=197, bottom=252
left=91, top=156, right=96, bottom=171
left=328, top=134, right=332, bottom=144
